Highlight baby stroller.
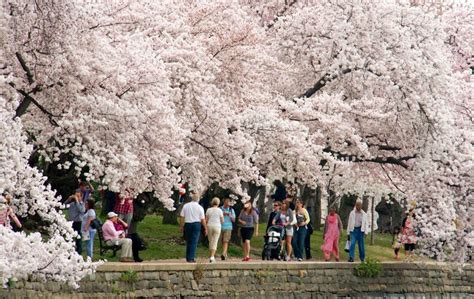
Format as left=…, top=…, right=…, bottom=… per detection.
left=262, top=226, right=284, bottom=260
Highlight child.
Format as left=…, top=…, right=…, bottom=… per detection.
left=392, top=227, right=402, bottom=260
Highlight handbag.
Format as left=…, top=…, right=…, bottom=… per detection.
left=307, top=223, right=314, bottom=235
left=90, top=218, right=102, bottom=230
left=344, top=240, right=351, bottom=252
left=82, top=231, right=90, bottom=241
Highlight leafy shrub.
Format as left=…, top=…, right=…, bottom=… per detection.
left=353, top=258, right=382, bottom=278
left=119, top=270, right=138, bottom=283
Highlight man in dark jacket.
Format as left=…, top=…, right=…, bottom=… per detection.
left=271, top=180, right=286, bottom=202
left=266, top=201, right=281, bottom=231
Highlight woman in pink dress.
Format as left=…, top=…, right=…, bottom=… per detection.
left=321, top=207, right=343, bottom=261
left=401, top=208, right=417, bottom=259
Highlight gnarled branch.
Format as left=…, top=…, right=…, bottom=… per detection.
left=323, top=146, right=416, bottom=169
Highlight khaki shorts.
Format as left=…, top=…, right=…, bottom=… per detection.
left=221, top=230, right=232, bottom=243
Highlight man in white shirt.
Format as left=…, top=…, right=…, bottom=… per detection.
left=346, top=199, right=369, bottom=262
left=179, top=190, right=207, bottom=263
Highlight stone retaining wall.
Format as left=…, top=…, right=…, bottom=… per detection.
left=1, top=262, right=473, bottom=298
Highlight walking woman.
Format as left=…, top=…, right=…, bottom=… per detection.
left=238, top=201, right=259, bottom=261
left=273, top=201, right=296, bottom=261
left=293, top=199, right=310, bottom=261
left=206, top=197, right=224, bottom=263
left=82, top=199, right=97, bottom=259
left=321, top=207, right=343, bottom=261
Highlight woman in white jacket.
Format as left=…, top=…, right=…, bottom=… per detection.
left=346, top=199, right=369, bottom=262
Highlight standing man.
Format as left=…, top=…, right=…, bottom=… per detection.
left=65, top=191, right=85, bottom=254
left=114, top=191, right=134, bottom=228
left=347, top=199, right=369, bottom=262
left=220, top=197, right=235, bottom=260
left=179, top=190, right=207, bottom=263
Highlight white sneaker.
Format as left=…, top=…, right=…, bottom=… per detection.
left=209, top=257, right=215, bottom=263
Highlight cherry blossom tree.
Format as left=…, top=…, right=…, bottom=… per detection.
left=0, top=96, right=97, bottom=287
left=264, top=0, right=472, bottom=261
left=0, top=0, right=472, bottom=286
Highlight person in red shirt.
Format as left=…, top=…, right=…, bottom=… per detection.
left=113, top=216, right=129, bottom=232
left=114, top=191, right=134, bottom=227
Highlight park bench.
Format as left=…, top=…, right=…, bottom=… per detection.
left=97, top=226, right=121, bottom=257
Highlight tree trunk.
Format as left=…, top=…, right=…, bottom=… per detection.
left=314, top=186, right=322, bottom=230
left=370, top=197, right=375, bottom=245
left=162, top=190, right=180, bottom=225
left=256, top=185, right=267, bottom=224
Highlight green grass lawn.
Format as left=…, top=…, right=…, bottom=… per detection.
left=88, top=215, right=395, bottom=262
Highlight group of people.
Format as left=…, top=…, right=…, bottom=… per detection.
left=179, top=191, right=239, bottom=263
left=180, top=188, right=418, bottom=263
left=2, top=178, right=418, bottom=264
left=179, top=188, right=332, bottom=263
left=179, top=190, right=264, bottom=263
left=266, top=199, right=311, bottom=261
left=266, top=196, right=356, bottom=263
left=65, top=182, right=143, bottom=262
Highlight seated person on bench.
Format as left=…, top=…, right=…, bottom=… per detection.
left=102, top=212, right=134, bottom=262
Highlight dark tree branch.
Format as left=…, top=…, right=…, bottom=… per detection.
left=323, top=147, right=416, bottom=169
left=35, top=256, right=57, bottom=272
left=191, top=112, right=208, bottom=134
left=299, top=68, right=352, bottom=99
left=15, top=52, right=34, bottom=85
left=267, top=0, right=298, bottom=29
left=212, top=30, right=251, bottom=58
left=188, top=137, right=224, bottom=169
left=380, top=164, right=406, bottom=194
left=13, top=88, right=59, bottom=126
left=116, top=86, right=132, bottom=99
left=366, top=143, right=402, bottom=151
left=89, top=21, right=139, bottom=30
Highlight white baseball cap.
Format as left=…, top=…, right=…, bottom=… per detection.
left=107, top=212, right=118, bottom=218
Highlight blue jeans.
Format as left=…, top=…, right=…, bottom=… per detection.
left=349, top=227, right=365, bottom=261
left=184, top=222, right=201, bottom=262
left=85, top=229, right=96, bottom=258
left=292, top=226, right=307, bottom=259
